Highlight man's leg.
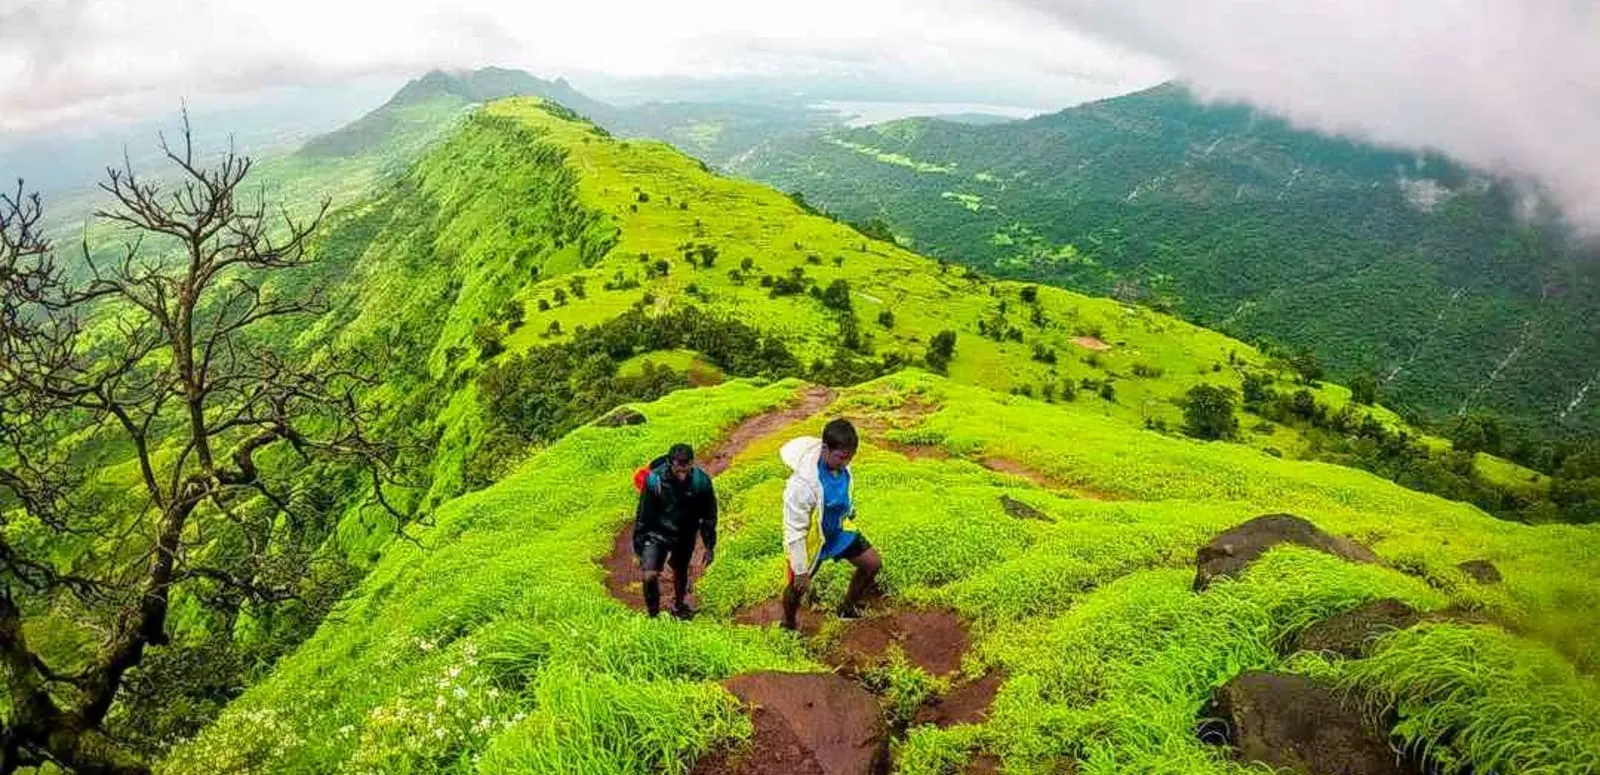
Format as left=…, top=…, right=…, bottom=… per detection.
left=639, top=542, right=666, bottom=617
left=839, top=546, right=881, bottom=617
left=781, top=569, right=809, bottom=631
left=668, top=542, right=695, bottom=618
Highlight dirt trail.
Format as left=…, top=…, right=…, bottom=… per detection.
left=604, top=384, right=1007, bottom=771
left=603, top=385, right=837, bottom=611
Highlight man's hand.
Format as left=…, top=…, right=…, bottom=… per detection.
left=702, top=546, right=715, bottom=568
left=790, top=572, right=811, bottom=594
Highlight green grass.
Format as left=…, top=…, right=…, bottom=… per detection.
left=167, top=373, right=1600, bottom=774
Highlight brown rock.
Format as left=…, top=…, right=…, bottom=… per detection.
left=1293, top=599, right=1421, bottom=658
left=1195, top=514, right=1378, bottom=591
left=596, top=407, right=647, bottom=427
left=1211, top=671, right=1417, bottom=775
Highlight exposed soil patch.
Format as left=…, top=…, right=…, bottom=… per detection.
left=1206, top=671, right=1419, bottom=775
left=1290, top=599, right=1421, bottom=659
left=733, top=599, right=826, bottom=636
left=850, top=393, right=940, bottom=438
left=912, top=670, right=1006, bottom=728
left=1072, top=336, right=1111, bottom=352
left=604, top=386, right=837, bottom=611
left=1194, top=514, right=1378, bottom=592
left=687, top=365, right=727, bottom=387
left=831, top=608, right=972, bottom=678
left=963, top=754, right=1002, bottom=774
left=691, top=672, right=889, bottom=775
left=999, top=496, right=1053, bottom=522
left=1457, top=559, right=1502, bottom=585
left=983, top=458, right=1114, bottom=501
left=982, top=458, right=1054, bottom=488
left=881, top=441, right=951, bottom=461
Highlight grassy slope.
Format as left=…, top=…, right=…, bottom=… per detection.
left=166, top=373, right=1600, bottom=774
left=480, top=98, right=1400, bottom=458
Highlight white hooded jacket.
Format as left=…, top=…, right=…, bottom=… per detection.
left=779, top=436, right=855, bottom=576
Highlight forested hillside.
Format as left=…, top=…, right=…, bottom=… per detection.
left=728, top=83, right=1600, bottom=445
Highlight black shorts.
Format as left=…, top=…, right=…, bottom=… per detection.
left=639, top=538, right=694, bottom=574
left=835, top=533, right=871, bottom=562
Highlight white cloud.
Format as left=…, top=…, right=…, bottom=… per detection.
left=0, top=0, right=1163, bottom=131
left=1013, top=0, right=1600, bottom=229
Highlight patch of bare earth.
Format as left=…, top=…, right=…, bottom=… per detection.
left=913, top=670, right=1007, bottom=728
left=830, top=608, right=971, bottom=678
left=963, top=754, right=1002, bottom=774
left=983, top=457, right=1115, bottom=501
left=1072, top=336, right=1111, bottom=351
left=689, top=672, right=889, bottom=775
left=603, top=385, right=837, bottom=611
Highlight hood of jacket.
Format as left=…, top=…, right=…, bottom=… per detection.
left=780, top=436, right=823, bottom=485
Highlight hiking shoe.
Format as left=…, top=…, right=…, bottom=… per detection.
left=670, top=603, right=696, bottom=620
left=836, top=603, right=865, bottom=620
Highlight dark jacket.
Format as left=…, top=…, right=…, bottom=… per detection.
left=633, top=458, right=717, bottom=554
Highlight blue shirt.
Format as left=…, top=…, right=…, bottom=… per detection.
left=816, top=460, right=857, bottom=562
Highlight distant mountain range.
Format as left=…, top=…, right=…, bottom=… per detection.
left=727, top=82, right=1600, bottom=439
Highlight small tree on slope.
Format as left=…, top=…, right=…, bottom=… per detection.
left=0, top=117, right=409, bottom=774
left=1183, top=384, right=1240, bottom=441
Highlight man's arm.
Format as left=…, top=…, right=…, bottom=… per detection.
left=698, top=477, right=718, bottom=552
left=782, top=477, right=814, bottom=576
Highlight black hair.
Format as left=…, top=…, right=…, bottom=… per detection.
left=667, top=443, right=695, bottom=463
left=821, top=418, right=858, bottom=452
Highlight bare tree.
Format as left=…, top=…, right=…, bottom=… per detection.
left=0, top=115, right=409, bottom=774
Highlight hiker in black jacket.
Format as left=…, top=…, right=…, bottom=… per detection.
left=634, top=443, right=718, bottom=619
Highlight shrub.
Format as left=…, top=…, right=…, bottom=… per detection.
left=877, top=309, right=895, bottom=329
left=821, top=280, right=853, bottom=313
left=1350, top=373, right=1378, bottom=405
left=474, top=324, right=505, bottom=360
left=925, top=330, right=957, bottom=374
left=1182, top=384, right=1239, bottom=441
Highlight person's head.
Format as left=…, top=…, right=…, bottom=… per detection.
left=820, top=418, right=858, bottom=472
left=667, top=443, right=695, bottom=481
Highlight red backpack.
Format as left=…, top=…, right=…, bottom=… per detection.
left=632, top=454, right=670, bottom=494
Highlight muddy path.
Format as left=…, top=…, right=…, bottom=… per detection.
left=603, top=385, right=838, bottom=611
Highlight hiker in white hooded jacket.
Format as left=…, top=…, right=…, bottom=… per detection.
left=779, top=418, right=882, bottom=630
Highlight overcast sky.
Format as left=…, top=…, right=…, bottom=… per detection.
left=3, top=0, right=1598, bottom=226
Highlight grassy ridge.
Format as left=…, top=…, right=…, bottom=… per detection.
left=167, top=373, right=1600, bottom=773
